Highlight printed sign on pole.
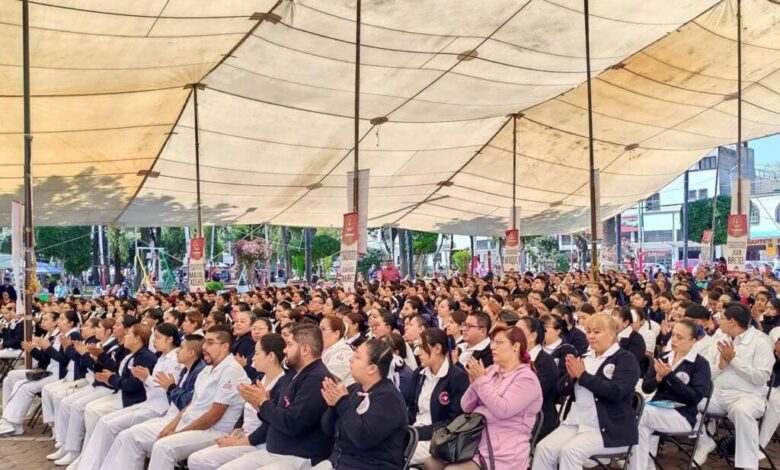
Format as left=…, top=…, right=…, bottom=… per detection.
left=188, top=237, right=206, bottom=293
left=11, top=201, right=24, bottom=315
left=725, top=214, right=748, bottom=272
left=503, top=229, right=520, bottom=274
left=346, top=169, right=369, bottom=255
left=700, top=230, right=713, bottom=264
left=340, top=213, right=359, bottom=293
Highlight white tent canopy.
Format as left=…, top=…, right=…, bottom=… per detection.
left=1, top=0, right=779, bottom=235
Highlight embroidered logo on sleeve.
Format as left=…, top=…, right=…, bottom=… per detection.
left=675, top=371, right=690, bottom=385
left=603, top=364, right=615, bottom=379
left=356, top=395, right=370, bottom=415
left=438, top=391, right=450, bottom=406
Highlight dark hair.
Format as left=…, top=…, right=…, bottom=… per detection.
left=420, top=328, right=449, bottom=359
left=166, top=310, right=184, bottom=327
left=685, top=304, right=711, bottom=321
left=156, top=322, right=182, bottom=347
left=99, top=317, right=116, bottom=331
left=207, top=325, right=234, bottom=344
left=675, top=319, right=699, bottom=339
left=517, top=316, right=545, bottom=347
left=383, top=332, right=407, bottom=359
left=468, top=311, right=492, bottom=333
left=185, top=311, right=204, bottom=328
left=498, top=309, right=520, bottom=327
left=614, top=306, right=634, bottom=326
left=291, top=323, right=324, bottom=358
left=259, top=333, right=286, bottom=365
left=121, top=315, right=140, bottom=329
left=723, top=302, right=752, bottom=329
left=145, top=309, right=164, bottom=325
left=182, top=334, right=204, bottom=359
left=363, top=338, right=395, bottom=378
left=450, top=310, right=467, bottom=326
left=490, top=326, right=531, bottom=365
left=63, top=310, right=80, bottom=328
left=578, top=303, right=596, bottom=315
left=85, top=317, right=101, bottom=329
left=255, top=317, right=273, bottom=333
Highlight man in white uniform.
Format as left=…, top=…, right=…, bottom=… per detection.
left=694, top=302, right=774, bottom=470
left=102, top=326, right=249, bottom=470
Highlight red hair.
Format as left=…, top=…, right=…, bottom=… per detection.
left=490, top=325, right=532, bottom=365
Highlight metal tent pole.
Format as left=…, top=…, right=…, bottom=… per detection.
left=583, top=0, right=599, bottom=281
left=22, top=0, right=34, bottom=368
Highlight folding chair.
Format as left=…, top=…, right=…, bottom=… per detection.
left=588, top=392, right=645, bottom=470
left=529, top=409, right=545, bottom=466
left=703, top=372, right=777, bottom=470
left=649, top=383, right=713, bottom=470
left=403, top=426, right=420, bottom=470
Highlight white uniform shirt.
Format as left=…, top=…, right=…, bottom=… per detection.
left=62, top=327, right=80, bottom=381
left=712, top=327, right=774, bottom=398
left=458, top=337, right=490, bottom=367
left=141, top=348, right=182, bottom=414
left=415, top=360, right=450, bottom=427
left=177, top=354, right=250, bottom=434
left=322, top=339, right=354, bottom=386
left=45, top=329, right=61, bottom=375
left=242, top=371, right=283, bottom=435
left=564, top=342, right=621, bottom=433
left=543, top=339, right=563, bottom=356
left=638, top=320, right=660, bottom=354
left=529, top=344, right=542, bottom=362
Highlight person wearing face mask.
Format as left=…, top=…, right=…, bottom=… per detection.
left=533, top=314, right=641, bottom=470
left=630, top=320, right=711, bottom=470
left=187, top=333, right=292, bottom=470
left=0, top=311, right=62, bottom=437
left=312, top=338, right=408, bottom=470
left=760, top=297, right=780, bottom=334
left=232, top=310, right=258, bottom=380
left=407, top=328, right=469, bottom=466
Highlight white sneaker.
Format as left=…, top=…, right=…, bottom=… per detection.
left=0, top=420, right=22, bottom=436
left=54, top=440, right=63, bottom=448
left=693, top=439, right=716, bottom=466
left=54, top=452, right=79, bottom=466
left=65, top=456, right=80, bottom=470
left=47, top=447, right=69, bottom=460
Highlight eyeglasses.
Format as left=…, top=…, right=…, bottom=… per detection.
left=461, top=323, right=483, bottom=330
left=490, top=339, right=511, bottom=346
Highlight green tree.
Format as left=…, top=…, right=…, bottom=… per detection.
left=312, top=233, right=340, bottom=262
left=358, top=248, right=384, bottom=276
left=411, top=231, right=439, bottom=276
left=159, top=227, right=187, bottom=267
left=107, top=226, right=135, bottom=283
left=685, top=195, right=730, bottom=245
left=35, top=226, right=92, bottom=274
left=453, top=250, right=471, bottom=274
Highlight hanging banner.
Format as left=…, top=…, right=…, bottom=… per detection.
left=188, top=237, right=206, bottom=293
left=503, top=229, right=520, bottom=274
left=11, top=201, right=24, bottom=315
left=700, top=230, right=713, bottom=264
left=340, top=212, right=359, bottom=293
left=346, top=169, right=370, bottom=255
left=725, top=214, right=748, bottom=272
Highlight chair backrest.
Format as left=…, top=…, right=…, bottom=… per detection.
left=632, top=392, right=645, bottom=421
left=767, top=371, right=776, bottom=402
left=402, top=426, right=419, bottom=470
left=557, top=394, right=572, bottom=423
left=530, top=409, right=544, bottom=451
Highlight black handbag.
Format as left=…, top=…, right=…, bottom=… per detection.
left=429, top=413, right=494, bottom=469
left=25, top=369, right=52, bottom=381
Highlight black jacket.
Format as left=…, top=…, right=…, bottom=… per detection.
left=548, top=341, right=579, bottom=378
left=0, top=319, right=23, bottom=351
left=258, top=359, right=333, bottom=463
left=565, top=327, right=589, bottom=356
left=45, top=329, right=82, bottom=380
left=407, top=361, right=469, bottom=441
left=247, top=371, right=294, bottom=446
left=618, top=330, right=647, bottom=367
left=559, top=347, right=641, bottom=447
left=230, top=332, right=257, bottom=380
left=107, top=347, right=158, bottom=407
left=82, top=338, right=122, bottom=388
left=30, top=330, right=59, bottom=371
left=323, top=378, right=408, bottom=470
left=534, top=349, right=561, bottom=440
left=642, top=350, right=711, bottom=429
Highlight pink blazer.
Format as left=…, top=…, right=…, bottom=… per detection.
left=461, top=364, right=542, bottom=470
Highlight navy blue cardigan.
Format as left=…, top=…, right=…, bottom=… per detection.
left=407, top=361, right=469, bottom=441
left=106, top=347, right=158, bottom=407
left=641, top=350, right=711, bottom=429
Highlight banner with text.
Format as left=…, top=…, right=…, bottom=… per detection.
left=503, top=229, right=520, bottom=274
left=346, top=169, right=370, bottom=255
left=725, top=214, right=748, bottom=272
left=340, top=212, right=359, bottom=293
left=700, top=230, right=713, bottom=264
left=11, top=201, right=24, bottom=315
left=188, top=237, right=206, bottom=293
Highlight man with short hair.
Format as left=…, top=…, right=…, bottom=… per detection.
left=103, top=326, right=249, bottom=470
left=379, top=260, right=401, bottom=284
left=694, top=303, right=774, bottom=469
left=233, top=323, right=333, bottom=469
left=457, top=311, right=493, bottom=368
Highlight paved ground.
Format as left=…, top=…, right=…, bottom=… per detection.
left=0, top=408, right=777, bottom=469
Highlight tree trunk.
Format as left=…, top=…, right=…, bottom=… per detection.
left=398, top=229, right=408, bottom=277
left=90, top=226, right=99, bottom=284
left=282, top=226, right=292, bottom=280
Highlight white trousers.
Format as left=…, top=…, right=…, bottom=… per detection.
left=102, top=416, right=169, bottom=470
left=67, top=393, right=121, bottom=454
left=2, top=369, right=28, bottom=410
left=149, top=429, right=226, bottom=470
left=187, top=443, right=265, bottom=470
left=411, top=440, right=431, bottom=465
left=532, top=424, right=628, bottom=470
left=58, top=386, right=113, bottom=450
left=2, top=370, right=57, bottom=424
left=629, top=405, right=693, bottom=470
left=43, top=378, right=87, bottom=423
left=760, top=386, right=780, bottom=447
left=232, top=449, right=312, bottom=470
left=77, top=404, right=161, bottom=470
left=698, top=391, right=765, bottom=470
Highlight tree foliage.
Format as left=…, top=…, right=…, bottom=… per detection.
left=358, top=248, right=385, bottom=276
left=159, top=227, right=186, bottom=267
left=452, top=250, right=472, bottom=274
left=35, top=226, right=92, bottom=274
left=685, top=195, right=730, bottom=245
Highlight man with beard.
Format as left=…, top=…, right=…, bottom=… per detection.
left=233, top=323, right=334, bottom=469
left=103, top=326, right=249, bottom=470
